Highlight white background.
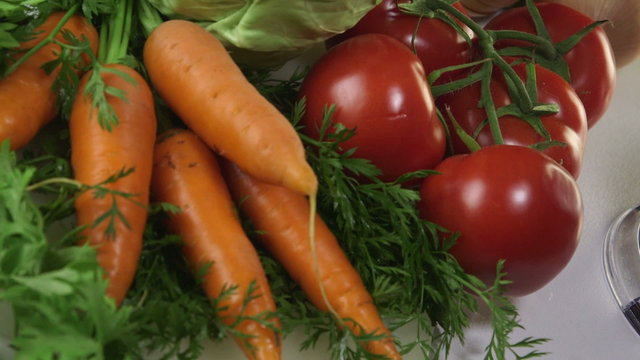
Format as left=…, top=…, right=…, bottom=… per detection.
left=1, top=47, right=639, bottom=360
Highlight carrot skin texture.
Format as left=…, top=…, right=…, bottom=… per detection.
left=70, top=64, right=157, bottom=305
left=222, top=162, right=401, bottom=360
left=151, top=129, right=281, bottom=360
left=0, top=12, right=99, bottom=150
left=143, top=19, right=317, bottom=197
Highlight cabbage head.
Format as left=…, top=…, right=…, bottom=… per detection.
left=146, top=0, right=381, bottom=66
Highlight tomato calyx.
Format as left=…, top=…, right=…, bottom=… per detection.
left=440, top=105, right=482, bottom=153
left=443, top=61, right=565, bottom=154
left=487, top=0, right=608, bottom=84
left=403, top=0, right=534, bottom=109
left=483, top=1, right=616, bottom=127
left=403, top=0, right=586, bottom=155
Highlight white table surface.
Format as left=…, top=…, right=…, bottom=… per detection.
left=1, top=57, right=639, bottom=360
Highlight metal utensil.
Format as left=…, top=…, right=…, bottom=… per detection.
left=604, top=205, right=640, bottom=335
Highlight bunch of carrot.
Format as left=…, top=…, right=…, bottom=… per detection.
left=2, top=7, right=401, bottom=360
left=144, top=19, right=400, bottom=360
left=0, top=7, right=152, bottom=307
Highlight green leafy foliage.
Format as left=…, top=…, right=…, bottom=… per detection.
left=0, top=141, right=142, bottom=359
left=0, top=22, right=19, bottom=48
left=0, top=139, right=280, bottom=359
left=82, top=64, right=138, bottom=131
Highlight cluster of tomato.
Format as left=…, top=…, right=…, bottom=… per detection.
left=298, top=0, right=616, bottom=296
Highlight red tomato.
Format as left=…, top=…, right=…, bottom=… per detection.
left=437, top=62, right=587, bottom=178
left=418, top=145, right=583, bottom=296
left=328, top=0, right=474, bottom=84
left=484, top=2, right=616, bottom=128
left=299, top=34, right=445, bottom=183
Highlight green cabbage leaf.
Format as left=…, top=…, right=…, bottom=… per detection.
left=145, top=0, right=380, bottom=66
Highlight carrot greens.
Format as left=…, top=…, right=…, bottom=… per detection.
left=0, top=141, right=141, bottom=359
left=291, top=99, right=549, bottom=360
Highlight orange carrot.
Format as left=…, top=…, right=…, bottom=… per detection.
left=151, top=129, right=281, bottom=360
left=0, top=11, right=99, bottom=150
left=221, top=161, right=401, bottom=360
left=70, top=64, right=157, bottom=305
left=142, top=19, right=317, bottom=198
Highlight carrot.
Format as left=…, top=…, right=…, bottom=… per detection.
left=0, top=11, right=99, bottom=150
left=221, top=161, right=402, bottom=360
left=151, top=129, right=281, bottom=360
left=70, top=63, right=157, bottom=305
left=64, top=0, right=157, bottom=306
left=142, top=19, right=317, bottom=198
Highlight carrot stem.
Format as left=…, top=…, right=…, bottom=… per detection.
left=99, top=18, right=109, bottom=64
left=121, top=0, right=133, bottom=58
left=99, top=0, right=133, bottom=64
left=26, top=177, right=82, bottom=192
left=138, top=0, right=164, bottom=37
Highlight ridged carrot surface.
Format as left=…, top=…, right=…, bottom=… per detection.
left=151, top=129, right=281, bottom=360
left=222, top=161, right=401, bottom=360
left=70, top=64, right=157, bottom=305
left=0, top=12, right=99, bottom=150
left=142, top=19, right=317, bottom=197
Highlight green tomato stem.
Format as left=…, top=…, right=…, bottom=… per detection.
left=443, top=106, right=482, bottom=152
left=555, top=20, right=607, bottom=55
left=488, top=29, right=557, bottom=59
left=429, top=66, right=485, bottom=97
left=525, top=0, right=551, bottom=40
left=429, top=0, right=534, bottom=127
left=480, top=62, right=504, bottom=145
left=491, top=50, right=534, bottom=110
